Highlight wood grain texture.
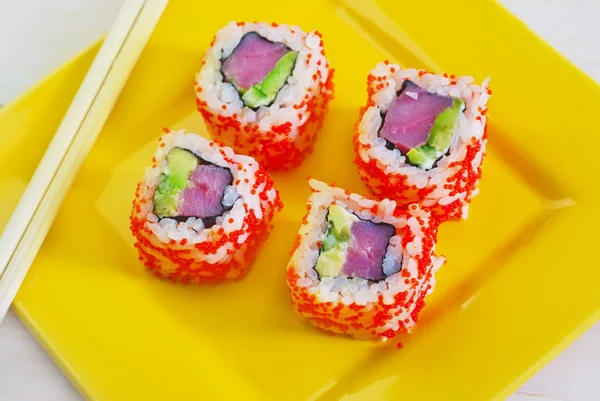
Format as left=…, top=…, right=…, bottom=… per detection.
left=0, top=0, right=598, bottom=400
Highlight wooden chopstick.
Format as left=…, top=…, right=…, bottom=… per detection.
left=0, top=0, right=169, bottom=322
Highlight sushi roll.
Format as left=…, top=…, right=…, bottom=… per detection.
left=130, top=129, right=282, bottom=284
left=354, top=63, right=491, bottom=220
left=195, top=22, right=334, bottom=171
left=287, top=179, right=444, bottom=340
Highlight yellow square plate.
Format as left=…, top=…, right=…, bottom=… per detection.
left=1, top=0, right=599, bottom=400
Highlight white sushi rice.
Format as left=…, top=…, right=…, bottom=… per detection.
left=221, top=185, right=239, bottom=208
left=196, top=22, right=331, bottom=141
left=288, top=180, right=444, bottom=336
left=356, top=64, right=491, bottom=217
left=133, top=130, right=279, bottom=266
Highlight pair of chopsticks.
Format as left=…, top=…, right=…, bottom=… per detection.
left=0, top=0, right=169, bottom=323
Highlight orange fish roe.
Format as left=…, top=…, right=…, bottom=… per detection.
left=195, top=24, right=335, bottom=171
left=130, top=136, right=283, bottom=285
left=196, top=70, right=334, bottom=171
left=286, top=180, right=443, bottom=341
left=353, top=63, right=490, bottom=221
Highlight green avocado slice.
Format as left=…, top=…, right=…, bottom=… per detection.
left=406, top=98, right=464, bottom=169
left=428, top=98, right=464, bottom=152
left=315, top=205, right=358, bottom=278
left=259, top=51, right=297, bottom=97
left=241, top=50, right=297, bottom=108
left=406, top=145, right=440, bottom=170
left=153, top=148, right=198, bottom=218
left=241, top=86, right=267, bottom=109
left=315, top=250, right=346, bottom=278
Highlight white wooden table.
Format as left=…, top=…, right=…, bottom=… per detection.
left=1, top=1, right=599, bottom=400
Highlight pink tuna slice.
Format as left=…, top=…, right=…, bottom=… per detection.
left=379, top=80, right=454, bottom=153
left=178, top=164, right=232, bottom=219
left=342, top=220, right=395, bottom=281
left=221, top=32, right=290, bottom=91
